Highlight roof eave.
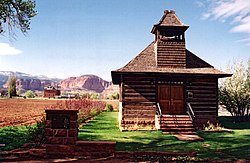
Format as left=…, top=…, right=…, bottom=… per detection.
left=111, top=71, right=121, bottom=84
left=111, top=71, right=233, bottom=84
left=151, top=25, right=189, bottom=34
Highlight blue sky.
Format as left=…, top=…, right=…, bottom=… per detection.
left=0, top=0, right=249, bottom=81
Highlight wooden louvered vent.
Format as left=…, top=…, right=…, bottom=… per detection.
left=156, top=41, right=186, bottom=68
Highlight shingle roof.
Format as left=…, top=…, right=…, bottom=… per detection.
left=112, top=42, right=231, bottom=78
left=157, top=10, right=185, bottom=26
left=151, top=10, right=189, bottom=34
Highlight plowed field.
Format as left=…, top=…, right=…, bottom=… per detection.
left=0, top=99, right=58, bottom=127
left=0, top=99, right=119, bottom=127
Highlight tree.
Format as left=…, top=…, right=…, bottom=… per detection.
left=111, top=92, right=119, bottom=100
left=17, top=89, right=22, bottom=96
left=25, top=90, right=35, bottom=98
left=219, top=60, right=250, bottom=122
left=247, top=59, right=250, bottom=116
left=0, top=0, right=37, bottom=36
left=8, top=76, right=17, bottom=98
left=0, top=88, right=7, bottom=97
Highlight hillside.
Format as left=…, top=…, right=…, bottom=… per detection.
left=0, top=71, right=118, bottom=94
left=0, top=71, right=61, bottom=91
left=60, top=75, right=112, bottom=93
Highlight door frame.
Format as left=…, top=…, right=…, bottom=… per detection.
left=157, top=81, right=185, bottom=114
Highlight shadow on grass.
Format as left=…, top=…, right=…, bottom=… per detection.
left=219, top=116, right=250, bottom=129
left=198, top=131, right=250, bottom=159
left=116, top=136, right=179, bottom=151
left=78, top=112, right=250, bottom=160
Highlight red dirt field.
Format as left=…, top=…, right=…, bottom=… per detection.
left=0, top=99, right=119, bottom=127
left=0, top=99, right=59, bottom=127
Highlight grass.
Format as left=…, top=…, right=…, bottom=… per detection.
left=78, top=112, right=250, bottom=160
left=1, top=111, right=249, bottom=160
left=0, top=126, right=30, bottom=151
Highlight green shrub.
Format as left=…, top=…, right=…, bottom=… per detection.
left=26, top=116, right=46, bottom=146
left=77, top=112, right=88, bottom=124
left=25, top=90, right=36, bottom=98
left=90, top=93, right=99, bottom=99
left=90, top=109, right=98, bottom=117
left=111, top=92, right=119, bottom=100
left=106, top=104, right=114, bottom=112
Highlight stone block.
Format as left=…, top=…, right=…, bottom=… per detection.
left=68, top=129, right=78, bottom=137
left=46, top=137, right=63, bottom=144
left=53, top=129, right=67, bottom=137
left=70, top=121, right=78, bottom=129
left=45, top=128, right=53, bottom=136
left=46, top=144, right=74, bottom=156
left=63, top=137, right=76, bottom=145
left=45, top=120, right=51, bottom=128
left=70, top=115, right=77, bottom=121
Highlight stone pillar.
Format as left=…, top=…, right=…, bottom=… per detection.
left=45, top=109, right=78, bottom=156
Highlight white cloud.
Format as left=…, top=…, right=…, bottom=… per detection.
left=195, top=0, right=205, bottom=8
left=0, top=43, right=22, bottom=55
left=201, top=0, right=250, bottom=45
left=237, top=37, right=250, bottom=46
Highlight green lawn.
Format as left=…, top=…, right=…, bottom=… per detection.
left=0, top=126, right=30, bottom=151
left=1, top=112, right=249, bottom=160
left=78, top=112, right=250, bottom=160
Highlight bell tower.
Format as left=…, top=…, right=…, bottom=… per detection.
left=151, top=10, right=189, bottom=68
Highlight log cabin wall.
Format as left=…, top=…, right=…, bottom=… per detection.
left=155, top=41, right=186, bottom=68
left=185, top=77, right=218, bottom=128
left=120, top=74, right=157, bottom=130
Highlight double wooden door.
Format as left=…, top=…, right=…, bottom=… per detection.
left=158, top=85, right=184, bottom=114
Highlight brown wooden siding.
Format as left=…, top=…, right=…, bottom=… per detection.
left=186, top=78, right=218, bottom=127
left=121, top=76, right=156, bottom=124
left=156, top=41, right=186, bottom=68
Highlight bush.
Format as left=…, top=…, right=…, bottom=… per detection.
left=90, top=109, right=98, bottom=117
left=106, top=104, right=114, bottom=112
left=25, top=90, right=36, bottom=98
left=106, top=92, right=119, bottom=100
left=26, top=116, right=46, bottom=146
left=90, top=93, right=99, bottom=99
left=111, top=92, right=119, bottom=100
left=0, top=89, right=7, bottom=97
left=51, top=99, right=106, bottom=124
left=203, top=121, right=224, bottom=131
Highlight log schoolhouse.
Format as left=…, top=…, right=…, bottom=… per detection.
left=111, top=10, right=231, bottom=132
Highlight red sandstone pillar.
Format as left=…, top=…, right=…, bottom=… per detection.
left=45, top=109, right=78, bottom=156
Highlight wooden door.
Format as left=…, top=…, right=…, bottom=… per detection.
left=158, top=85, right=184, bottom=114
left=158, top=85, right=171, bottom=114
left=171, top=85, right=184, bottom=114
